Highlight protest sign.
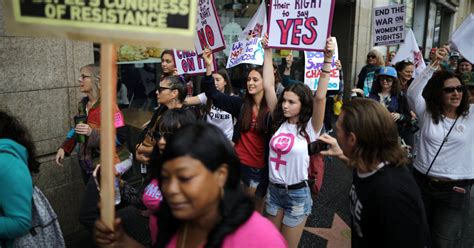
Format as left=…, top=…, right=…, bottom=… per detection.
left=194, top=0, right=225, bottom=54
left=267, top=0, right=335, bottom=51
left=4, top=0, right=197, bottom=49
left=239, top=1, right=267, bottom=40
left=450, top=13, right=474, bottom=64
left=304, top=38, right=339, bottom=90
left=391, top=28, right=425, bottom=78
left=372, top=4, right=406, bottom=47
left=226, top=38, right=264, bottom=69
left=174, top=49, right=215, bottom=75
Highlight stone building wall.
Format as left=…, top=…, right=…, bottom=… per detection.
left=0, top=0, right=94, bottom=240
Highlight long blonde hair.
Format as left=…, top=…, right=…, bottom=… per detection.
left=81, top=64, right=100, bottom=100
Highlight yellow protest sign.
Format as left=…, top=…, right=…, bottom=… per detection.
left=4, top=0, right=197, bottom=49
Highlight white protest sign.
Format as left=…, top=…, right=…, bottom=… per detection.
left=304, top=50, right=339, bottom=91
left=194, top=0, right=226, bottom=54
left=267, top=0, right=335, bottom=51
left=450, top=13, right=474, bottom=64
left=174, top=50, right=215, bottom=75
left=239, top=1, right=267, bottom=40
left=372, top=4, right=406, bottom=46
left=226, top=38, right=264, bottom=69
left=391, top=29, right=426, bottom=78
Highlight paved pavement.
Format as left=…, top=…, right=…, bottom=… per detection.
left=66, top=157, right=474, bottom=248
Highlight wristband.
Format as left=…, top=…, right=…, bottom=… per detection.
left=321, top=69, right=331, bottom=74
left=323, top=61, right=332, bottom=64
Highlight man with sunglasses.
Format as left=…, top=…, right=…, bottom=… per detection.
left=407, top=47, right=474, bottom=247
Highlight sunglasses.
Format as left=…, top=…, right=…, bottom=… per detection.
left=152, top=131, right=173, bottom=141
left=379, top=76, right=393, bottom=82
left=157, top=86, right=173, bottom=92
left=442, top=85, right=466, bottom=94
left=367, top=55, right=376, bottom=59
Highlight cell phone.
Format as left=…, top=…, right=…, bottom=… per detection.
left=308, top=140, right=329, bottom=156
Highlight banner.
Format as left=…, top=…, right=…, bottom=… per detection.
left=450, top=13, right=474, bottom=64
left=372, top=4, right=406, bottom=47
left=239, top=1, right=267, bottom=40
left=304, top=38, right=339, bottom=90
left=391, top=29, right=425, bottom=78
left=4, top=0, right=197, bottom=49
left=194, top=0, right=226, bottom=54
left=267, top=0, right=335, bottom=51
left=174, top=50, right=215, bottom=75
left=226, top=38, right=264, bottom=69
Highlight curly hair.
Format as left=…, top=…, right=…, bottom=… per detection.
left=272, top=83, right=313, bottom=137
left=154, top=123, right=253, bottom=248
left=340, top=99, right=407, bottom=171
left=422, top=70, right=470, bottom=124
left=0, top=110, right=40, bottom=173
left=370, top=75, right=400, bottom=96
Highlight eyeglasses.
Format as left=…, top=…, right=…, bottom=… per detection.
left=157, top=86, right=173, bottom=93
left=442, top=85, right=466, bottom=94
left=152, top=131, right=173, bottom=141
left=80, top=75, right=91, bottom=80
left=367, top=55, right=376, bottom=59
left=379, top=76, right=393, bottom=82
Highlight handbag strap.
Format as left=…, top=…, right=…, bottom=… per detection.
left=424, top=116, right=459, bottom=177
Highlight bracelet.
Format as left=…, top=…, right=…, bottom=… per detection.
left=321, top=69, right=331, bottom=74
left=323, top=61, right=332, bottom=64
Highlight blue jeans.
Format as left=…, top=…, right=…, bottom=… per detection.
left=240, top=164, right=265, bottom=188
left=265, top=183, right=312, bottom=227
left=414, top=170, right=472, bottom=248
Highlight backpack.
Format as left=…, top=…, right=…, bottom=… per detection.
left=303, top=133, right=325, bottom=195
left=13, top=186, right=65, bottom=248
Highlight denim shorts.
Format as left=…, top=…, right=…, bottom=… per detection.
left=265, top=183, right=313, bottom=227
left=240, top=164, right=266, bottom=188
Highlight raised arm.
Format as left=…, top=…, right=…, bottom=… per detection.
left=407, top=47, right=447, bottom=117
left=202, top=49, right=243, bottom=117
left=262, top=34, right=278, bottom=114
left=311, top=37, right=335, bottom=134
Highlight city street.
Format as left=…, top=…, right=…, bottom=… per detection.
left=67, top=156, right=474, bottom=248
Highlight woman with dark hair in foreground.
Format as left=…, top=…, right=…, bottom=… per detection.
left=94, top=123, right=286, bottom=248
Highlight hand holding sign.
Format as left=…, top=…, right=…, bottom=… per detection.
left=324, top=37, right=336, bottom=61
left=262, top=33, right=269, bottom=48
left=431, top=46, right=449, bottom=68
left=203, top=47, right=214, bottom=75
left=203, top=48, right=214, bottom=67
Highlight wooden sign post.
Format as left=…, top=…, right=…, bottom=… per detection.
left=99, top=43, right=117, bottom=229
left=5, top=0, right=198, bottom=230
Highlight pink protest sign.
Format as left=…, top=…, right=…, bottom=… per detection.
left=173, top=50, right=216, bottom=75
left=194, top=0, right=226, bottom=54
left=267, top=0, right=335, bottom=51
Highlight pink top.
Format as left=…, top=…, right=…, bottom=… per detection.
left=166, top=212, right=287, bottom=248
left=142, top=179, right=162, bottom=245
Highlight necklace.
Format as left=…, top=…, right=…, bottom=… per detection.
left=181, top=223, right=188, bottom=248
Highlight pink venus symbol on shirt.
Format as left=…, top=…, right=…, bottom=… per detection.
left=270, top=133, right=295, bottom=170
